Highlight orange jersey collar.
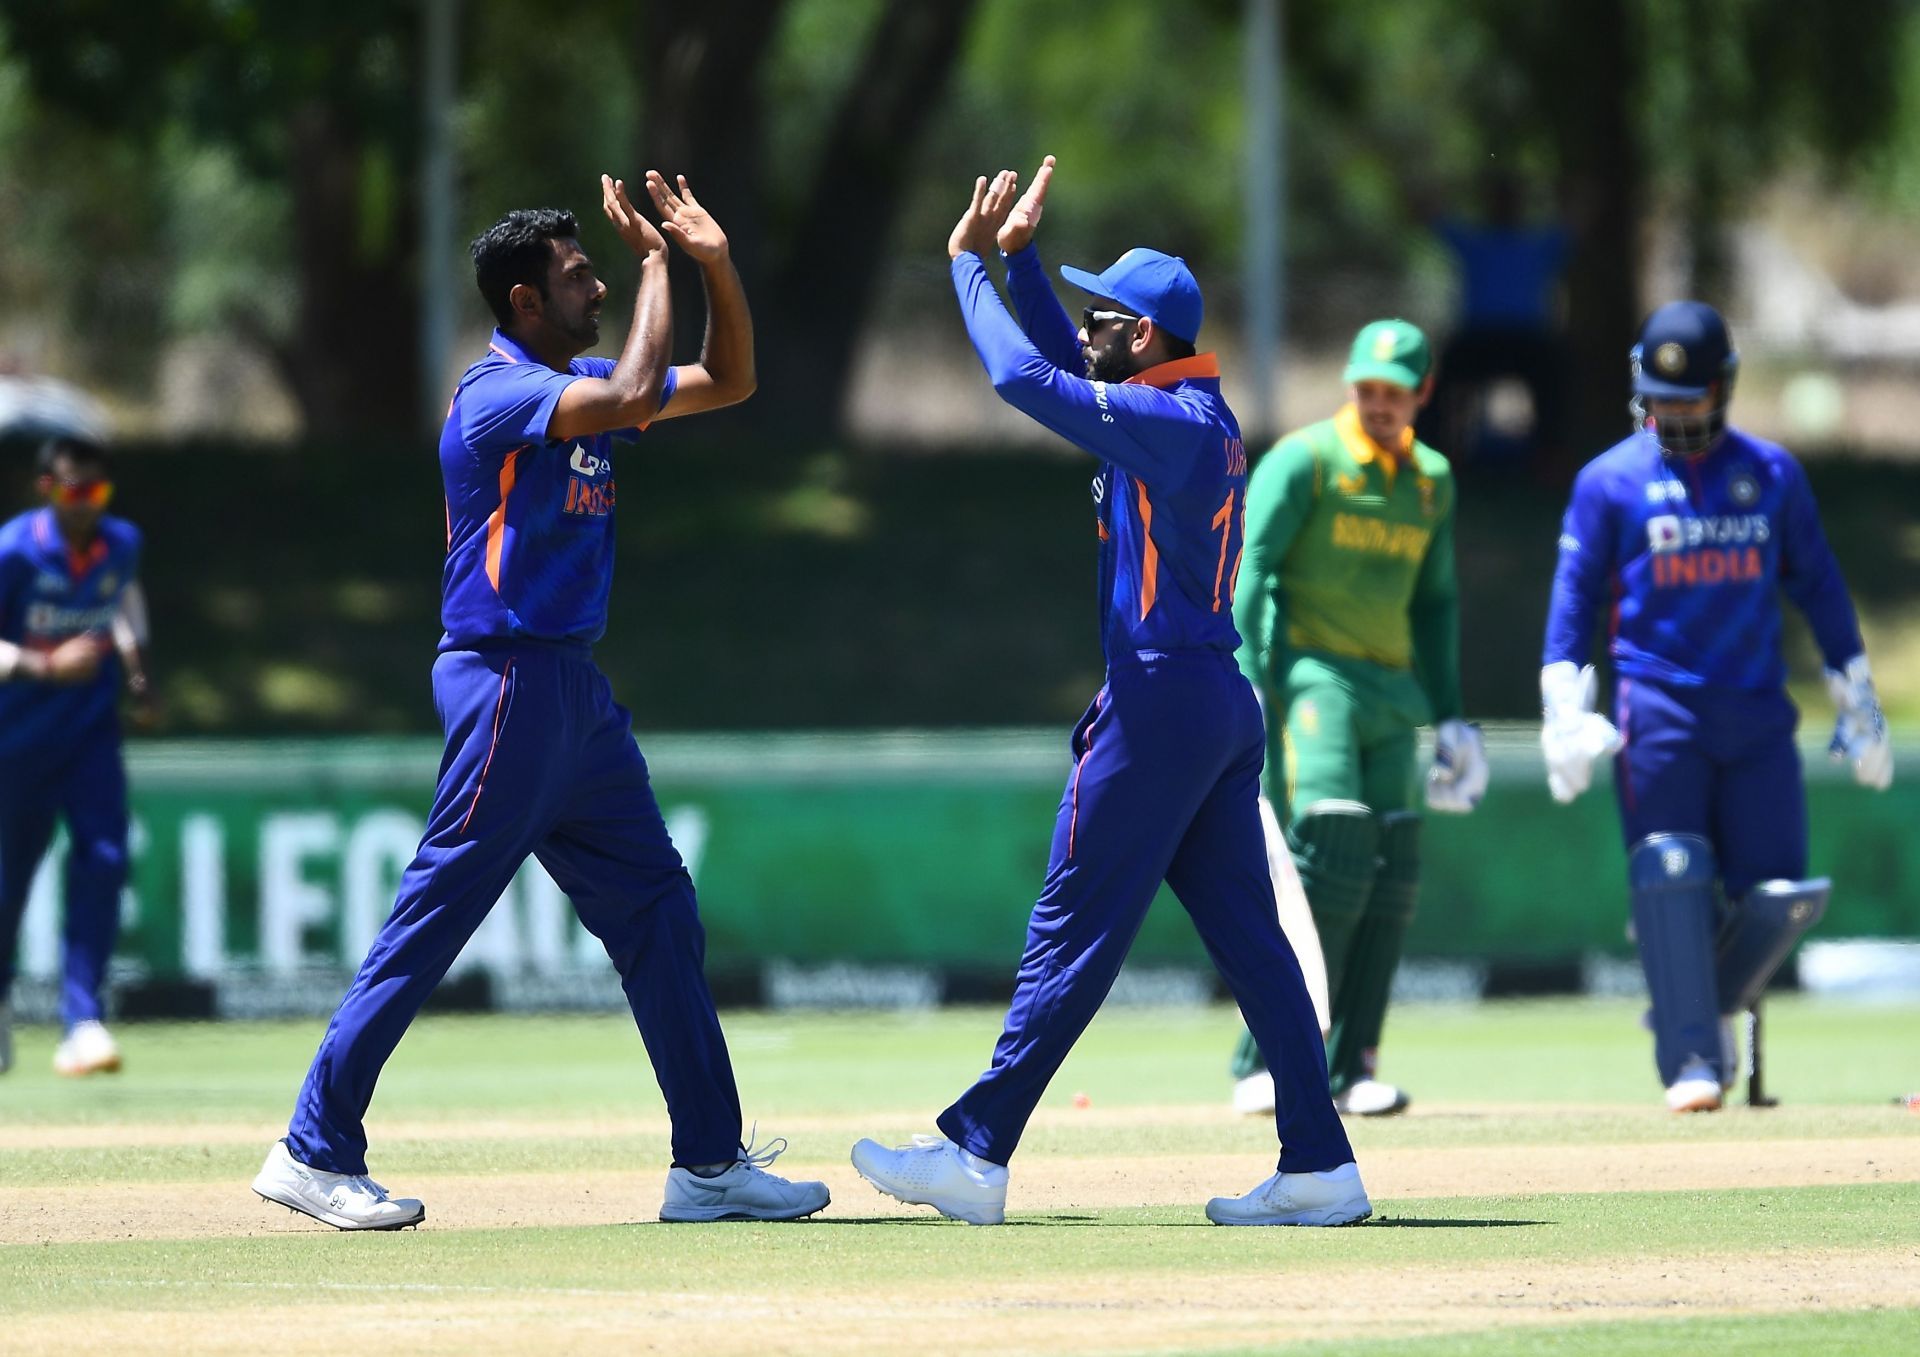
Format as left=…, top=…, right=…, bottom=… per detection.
left=1124, top=353, right=1221, bottom=389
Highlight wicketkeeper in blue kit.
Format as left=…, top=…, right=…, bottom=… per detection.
left=252, top=173, right=827, bottom=1228
left=852, top=158, right=1370, bottom=1226
left=1541, top=300, right=1892, bottom=1112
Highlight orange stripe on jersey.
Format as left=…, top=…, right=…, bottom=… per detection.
left=1136, top=480, right=1159, bottom=621
left=484, top=447, right=525, bottom=594
left=1123, top=352, right=1221, bottom=390
left=459, top=659, right=514, bottom=835
left=1067, top=690, right=1105, bottom=858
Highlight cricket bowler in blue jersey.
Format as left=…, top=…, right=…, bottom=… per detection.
left=252, top=173, right=828, bottom=1229
left=1542, top=300, right=1892, bottom=1112
left=852, top=158, right=1369, bottom=1227
left=0, top=435, right=154, bottom=1079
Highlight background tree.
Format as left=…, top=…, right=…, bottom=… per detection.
left=6, top=1, right=424, bottom=437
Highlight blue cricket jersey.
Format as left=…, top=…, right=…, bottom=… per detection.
left=1543, top=426, right=1861, bottom=691
left=0, top=508, right=141, bottom=759
left=955, top=247, right=1249, bottom=663
left=439, top=330, right=677, bottom=649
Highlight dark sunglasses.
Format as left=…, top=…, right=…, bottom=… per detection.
left=1082, top=306, right=1141, bottom=333
left=49, top=478, right=113, bottom=509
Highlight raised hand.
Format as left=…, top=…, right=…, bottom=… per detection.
left=601, top=173, right=667, bottom=258
left=949, top=169, right=1019, bottom=260
left=645, top=172, right=729, bottom=264
left=997, top=154, right=1054, bottom=254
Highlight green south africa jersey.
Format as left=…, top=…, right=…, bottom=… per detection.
left=1232, top=404, right=1461, bottom=724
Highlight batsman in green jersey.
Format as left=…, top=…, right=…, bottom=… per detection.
left=1228, top=320, right=1488, bottom=1118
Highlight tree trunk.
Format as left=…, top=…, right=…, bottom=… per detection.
left=640, top=0, right=980, bottom=436
left=641, top=0, right=784, bottom=378
left=756, top=0, right=983, bottom=433
left=1544, top=0, right=1644, bottom=475
left=281, top=103, right=420, bottom=441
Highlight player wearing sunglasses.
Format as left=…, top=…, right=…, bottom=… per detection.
left=0, top=434, right=154, bottom=1077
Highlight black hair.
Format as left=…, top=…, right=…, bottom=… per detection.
left=471, top=208, right=580, bottom=328
left=1160, top=331, right=1197, bottom=362
left=37, top=434, right=111, bottom=477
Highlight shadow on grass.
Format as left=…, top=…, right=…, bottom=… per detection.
left=806, top=1216, right=1549, bottom=1228
left=804, top=1215, right=1111, bottom=1227
left=1365, top=1217, right=1550, bottom=1228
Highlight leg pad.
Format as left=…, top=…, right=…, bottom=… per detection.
left=1717, top=878, right=1830, bottom=1015
left=1628, top=833, right=1723, bottom=1087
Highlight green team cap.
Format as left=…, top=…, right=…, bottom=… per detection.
left=1343, top=319, right=1431, bottom=389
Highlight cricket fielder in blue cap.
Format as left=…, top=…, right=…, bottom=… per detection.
left=1542, top=300, right=1892, bottom=1112
left=852, top=157, right=1369, bottom=1227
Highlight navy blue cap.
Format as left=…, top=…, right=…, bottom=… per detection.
left=1631, top=300, right=1738, bottom=399
left=1060, top=248, right=1203, bottom=344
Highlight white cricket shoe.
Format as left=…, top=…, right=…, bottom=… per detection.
left=1206, top=1161, right=1373, bottom=1226
left=1665, top=1056, right=1723, bottom=1113
left=0, top=1003, right=12, bottom=1074
left=660, top=1133, right=830, bottom=1222
left=850, top=1133, right=1008, bottom=1226
left=252, top=1140, right=426, bottom=1231
left=53, top=1019, right=120, bottom=1076
left=1334, top=1078, right=1410, bottom=1117
left=1232, top=1070, right=1276, bottom=1116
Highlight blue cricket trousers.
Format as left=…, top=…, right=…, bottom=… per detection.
left=1613, top=676, right=1807, bottom=896
left=938, top=650, right=1354, bottom=1172
left=285, top=644, right=743, bottom=1174
left=0, top=724, right=128, bottom=1029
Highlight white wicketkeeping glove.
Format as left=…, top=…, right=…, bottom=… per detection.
left=1826, top=654, right=1893, bottom=791
left=1540, top=661, right=1623, bottom=804
left=1426, top=719, right=1488, bottom=814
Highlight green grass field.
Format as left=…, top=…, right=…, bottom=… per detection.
left=3, top=997, right=1918, bottom=1355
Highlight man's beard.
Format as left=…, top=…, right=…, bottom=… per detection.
left=1085, top=345, right=1138, bottom=383
left=560, top=311, right=600, bottom=348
